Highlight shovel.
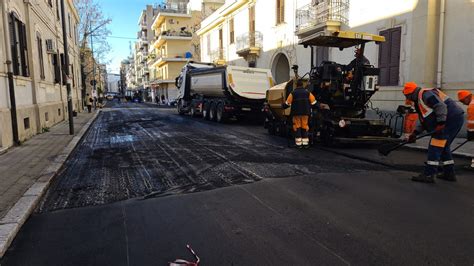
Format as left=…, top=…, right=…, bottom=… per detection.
left=451, top=139, right=469, bottom=153
left=378, top=131, right=434, bottom=156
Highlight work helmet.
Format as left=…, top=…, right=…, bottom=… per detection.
left=457, top=90, right=472, bottom=101
left=403, top=82, right=418, bottom=95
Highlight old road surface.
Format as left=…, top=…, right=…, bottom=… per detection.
left=2, top=102, right=473, bottom=265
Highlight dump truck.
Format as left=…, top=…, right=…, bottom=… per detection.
left=264, top=31, right=397, bottom=145
left=176, top=62, right=273, bottom=122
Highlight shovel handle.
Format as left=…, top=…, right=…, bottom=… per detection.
left=451, top=139, right=469, bottom=153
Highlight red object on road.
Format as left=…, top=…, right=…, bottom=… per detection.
left=169, top=244, right=200, bottom=266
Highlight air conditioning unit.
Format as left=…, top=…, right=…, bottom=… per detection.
left=45, top=39, right=56, bottom=53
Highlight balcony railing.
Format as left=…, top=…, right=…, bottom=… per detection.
left=295, top=0, right=349, bottom=33
left=156, top=4, right=188, bottom=15
left=156, top=30, right=193, bottom=39
left=236, top=31, right=263, bottom=52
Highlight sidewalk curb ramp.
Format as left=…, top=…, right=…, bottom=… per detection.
left=0, top=111, right=100, bottom=258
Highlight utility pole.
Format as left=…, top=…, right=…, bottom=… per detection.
left=60, top=0, right=74, bottom=135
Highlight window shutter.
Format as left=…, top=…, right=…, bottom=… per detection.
left=378, top=30, right=390, bottom=86
left=9, top=14, right=20, bottom=75
left=19, top=23, right=29, bottom=77
left=389, top=27, right=401, bottom=86
left=378, top=27, right=401, bottom=86
left=61, top=53, right=67, bottom=85
left=53, top=54, right=61, bottom=83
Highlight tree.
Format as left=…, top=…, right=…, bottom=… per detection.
left=74, top=0, right=111, bottom=103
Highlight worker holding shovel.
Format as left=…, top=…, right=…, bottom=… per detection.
left=457, top=90, right=474, bottom=169
left=402, top=82, right=464, bottom=183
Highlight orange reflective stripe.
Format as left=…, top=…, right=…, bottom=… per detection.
left=467, top=101, right=474, bottom=131
left=286, top=93, right=293, bottom=105
left=417, top=88, right=449, bottom=118
left=309, top=93, right=316, bottom=105
left=430, top=138, right=447, bottom=148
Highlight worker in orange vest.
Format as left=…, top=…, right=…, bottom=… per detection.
left=284, top=80, right=329, bottom=148
left=403, top=82, right=464, bottom=183
left=457, top=90, right=474, bottom=168
left=284, top=80, right=317, bottom=148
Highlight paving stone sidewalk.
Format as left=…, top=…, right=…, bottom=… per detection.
left=0, top=111, right=95, bottom=220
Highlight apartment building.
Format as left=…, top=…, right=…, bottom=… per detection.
left=198, top=0, right=313, bottom=85
left=0, top=0, right=82, bottom=149
left=148, top=1, right=203, bottom=102
left=314, top=0, right=474, bottom=112
left=199, top=0, right=473, bottom=117
left=134, top=5, right=159, bottom=101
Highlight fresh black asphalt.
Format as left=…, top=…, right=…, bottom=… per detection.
left=2, top=102, right=473, bottom=265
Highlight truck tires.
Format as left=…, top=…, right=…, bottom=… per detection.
left=209, top=102, right=217, bottom=121
left=190, top=105, right=197, bottom=117
left=216, top=102, right=227, bottom=123
left=177, top=99, right=185, bottom=115
left=203, top=102, right=211, bottom=120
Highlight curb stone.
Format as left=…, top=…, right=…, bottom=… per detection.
left=0, top=111, right=100, bottom=258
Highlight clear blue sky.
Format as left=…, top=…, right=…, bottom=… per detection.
left=98, top=0, right=164, bottom=74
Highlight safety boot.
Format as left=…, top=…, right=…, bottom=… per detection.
left=437, top=172, right=457, bottom=182
left=412, top=173, right=436, bottom=183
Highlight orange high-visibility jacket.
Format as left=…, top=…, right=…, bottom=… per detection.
left=468, top=99, right=474, bottom=133
left=403, top=113, right=418, bottom=134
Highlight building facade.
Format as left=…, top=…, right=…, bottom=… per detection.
left=148, top=1, right=202, bottom=103
left=198, top=0, right=313, bottom=85
left=0, top=0, right=82, bottom=149
left=199, top=0, right=473, bottom=118
left=321, top=0, right=474, bottom=113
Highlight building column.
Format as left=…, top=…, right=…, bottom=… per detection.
left=408, top=0, right=440, bottom=88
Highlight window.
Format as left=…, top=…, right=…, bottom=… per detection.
left=52, top=53, right=61, bottom=83
left=276, top=0, right=284, bottom=24
left=229, top=18, right=234, bottom=44
left=378, top=27, right=401, bottom=86
left=24, top=117, right=30, bottom=130
left=71, top=64, right=75, bottom=87
left=9, top=12, right=29, bottom=77
left=37, top=34, right=45, bottom=80
left=60, top=53, right=67, bottom=85
left=56, top=0, right=60, bottom=20
left=68, top=14, right=72, bottom=37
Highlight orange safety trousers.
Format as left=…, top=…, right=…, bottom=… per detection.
left=292, top=115, right=309, bottom=131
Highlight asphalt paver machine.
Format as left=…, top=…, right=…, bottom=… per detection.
left=264, top=31, right=399, bottom=145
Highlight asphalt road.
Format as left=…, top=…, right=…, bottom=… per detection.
left=2, top=102, right=473, bottom=265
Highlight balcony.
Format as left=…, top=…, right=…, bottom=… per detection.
left=210, top=48, right=226, bottom=65
left=153, top=5, right=191, bottom=29
left=148, top=52, right=192, bottom=67
left=295, top=0, right=349, bottom=40
left=236, top=31, right=263, bottom=61
left=153, top=30, right=193, bottom=48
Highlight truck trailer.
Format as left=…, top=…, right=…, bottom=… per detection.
left=176, top=62, right=273, bottom=122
